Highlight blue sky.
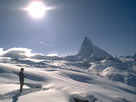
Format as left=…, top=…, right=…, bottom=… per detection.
left=0, top=0, right=135, bottom=56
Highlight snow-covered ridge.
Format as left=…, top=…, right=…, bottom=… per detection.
left=0, top=37, right=135, bottom=88
left=0, top=60, right=135, bottom=102
left=0, top=37, right=135, bottom=102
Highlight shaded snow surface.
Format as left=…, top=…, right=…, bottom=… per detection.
left=0, top=61, right=135, bottom=102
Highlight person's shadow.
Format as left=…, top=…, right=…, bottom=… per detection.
left=12, top=93, right=20, bottom=102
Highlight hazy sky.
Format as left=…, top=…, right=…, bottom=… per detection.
left=0, top=0, right=135, bottom=56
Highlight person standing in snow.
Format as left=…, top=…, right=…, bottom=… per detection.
left=19, top=68, right=25, bottom=93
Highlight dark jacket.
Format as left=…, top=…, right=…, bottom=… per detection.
left=19, top=71, right=24, bottom=82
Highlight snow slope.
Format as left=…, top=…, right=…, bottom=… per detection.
left=88, top=57, right=136, bottom=87
left=0, top=37, right=135, bottom=102
left=0, top=60, right=135, bottom=102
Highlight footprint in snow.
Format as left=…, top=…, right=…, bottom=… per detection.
left=0, top=83, right=49, bottom=102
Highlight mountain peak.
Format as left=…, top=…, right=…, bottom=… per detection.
left=81, top=37, right=93, bottom=47
left=76, top=37, right=112, bottom=61
left=78, top=37, right=94, bottom=58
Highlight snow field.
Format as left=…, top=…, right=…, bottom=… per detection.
left=0, top=63, right=135, bottom=102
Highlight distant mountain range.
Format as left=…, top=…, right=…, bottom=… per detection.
left=0, top=37, right=135, bottom=87
left=63, top=37, right=136, bottom=87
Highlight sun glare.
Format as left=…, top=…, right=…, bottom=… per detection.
left=24, top=1, right=48, bottom=19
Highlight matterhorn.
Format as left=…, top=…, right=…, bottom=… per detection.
left=65, top=37, right=112, bottom=61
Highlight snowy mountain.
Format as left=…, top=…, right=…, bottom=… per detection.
left=88, top=56, right=136, bottom=87
left=0, top=58, right=135, bottom=102
left=77, top=37, right=112, bottom=60
left=63, top=37, right=136, bottom=87
left=64, top=37, right=112, bottom=61
left=0, top=37, right=135, bottom=102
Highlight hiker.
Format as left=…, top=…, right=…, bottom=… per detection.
left=19, top=68, right=25, bottom=93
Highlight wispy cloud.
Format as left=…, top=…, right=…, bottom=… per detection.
left=0, top=48, right=33, bottom=58
left=40, top=42, right=54, bottom=47
left=0, top=47, right=60, bottom=58
left=0, top=48, right=3, bottom=55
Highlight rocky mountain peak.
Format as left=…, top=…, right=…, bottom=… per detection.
left=77, top=37, right=112, bottom=61
left=81, top=37, right=93, bottom=47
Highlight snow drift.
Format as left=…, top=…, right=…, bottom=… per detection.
left=0, top=37, right=135, bottom=102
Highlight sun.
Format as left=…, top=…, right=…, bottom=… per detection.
left=23, top=1, right=48, bottom=19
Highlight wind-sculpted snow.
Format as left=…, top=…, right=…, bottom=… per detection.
left=0, top=83, right=49, bottom=102
left=88, top=57, right=136, bottom=87
left=0, top=37, right=135, bottom=101
left=0, top=57, right=136, bottom=102
left=0, top=55, right=136, bottom=87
